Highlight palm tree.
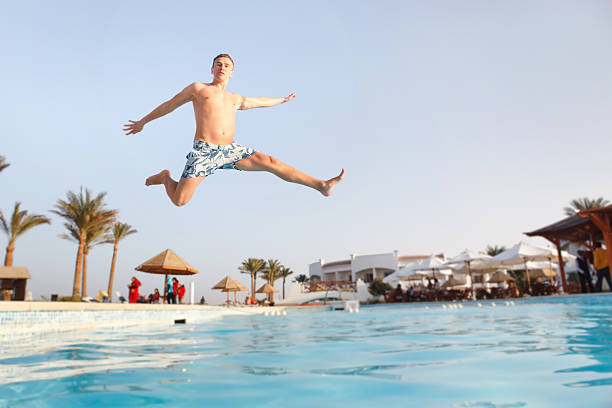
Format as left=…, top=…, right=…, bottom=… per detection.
left=564, top=197, right=610, bottom=216
left=0, top=156, right=9, bottom=173
left=59, top=222, right=111, bottom=297
left=294, top=274, right=309, bottom=284
left=278, top=266, right=293, bottom=299
left=0, top=202, right=50, bottom=266
left=239, top=258, right=265, bottom=299
left=486, top=245, right=506, bottom=257
left=51, top=188, right=117, bottom=298
left=261, top=259, right=282, bottom=302
left=106, top=222, right=137, bottom=301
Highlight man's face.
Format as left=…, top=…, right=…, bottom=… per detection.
left=211, top=57, right=234, bottom=80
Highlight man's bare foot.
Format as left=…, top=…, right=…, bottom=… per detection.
left=319, top=168, right=345, bottom=197
left=145, top=170, right=170, bottom=186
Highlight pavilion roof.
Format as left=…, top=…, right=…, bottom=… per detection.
left=524, top=214, right=600, bottom=243
left=0, top=267, right=31, bottom=280
left=579, top=204, right=612, bottom=216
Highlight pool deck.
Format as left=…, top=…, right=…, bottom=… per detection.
left=1, top=292, right=609, bottom=312
left=0, top=301, right=271, bottom=312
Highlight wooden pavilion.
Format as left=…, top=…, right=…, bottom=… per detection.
left=0, top=267, right=31, bottom=301
left=525, top=207, right=612, bottom=292
left=579, top=205, right=612, bottom=277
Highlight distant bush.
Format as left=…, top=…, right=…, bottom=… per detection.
left=368, top=279, right=392, bottom=298
left=58, top=296, right=82, bottom=302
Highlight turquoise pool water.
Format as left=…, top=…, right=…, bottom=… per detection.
left=1, top=295, right=611, bottom=407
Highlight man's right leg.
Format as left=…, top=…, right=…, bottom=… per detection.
left=145, top=170, right=204, bottom=206
left=595, top=269, right=604, bottom=292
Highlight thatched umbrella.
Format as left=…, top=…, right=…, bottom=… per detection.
left=212, top=276, right=248, bottom=305
left=487, top=270, right=515, bottom=284
left=256, top=282, right=278, bottom=302
left=135, top=249, right=198, bottom=303
left=441, top=275, right=468, bottom=289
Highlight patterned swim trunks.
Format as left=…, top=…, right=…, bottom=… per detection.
left=181, top=140, right=256, bottom=179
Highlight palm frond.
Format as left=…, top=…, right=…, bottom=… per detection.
left=0, top=155, right=9, bottom=173
left=2, top=202, right=50, bottom=244
left=564, top=196, right=610, bottom=216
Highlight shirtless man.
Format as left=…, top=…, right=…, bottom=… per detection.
left=123, top=53, right=344, bottom=206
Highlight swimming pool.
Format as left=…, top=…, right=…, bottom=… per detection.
left=1, top=294, right=611, bottom=407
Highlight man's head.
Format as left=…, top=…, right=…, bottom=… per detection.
left=595, top=242, right=603, bottom=249
left=211, top=53, right=234, bottom=81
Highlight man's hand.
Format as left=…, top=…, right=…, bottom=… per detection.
left=123, top=120, right=144, bottom=135
left=283, top=92, right=296, bottom=103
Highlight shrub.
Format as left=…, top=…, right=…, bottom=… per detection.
left=368, top=279, right=392, bottom=298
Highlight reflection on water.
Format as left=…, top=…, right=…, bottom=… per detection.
left=0, top=325, right=206, bottom=386
left=0, top=294, right=611, bottom=407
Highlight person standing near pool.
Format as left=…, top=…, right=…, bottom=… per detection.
left=576, top=249, right=595, bottom=293
left=165, top=276, right=174, bottom=304
left=128, top=277, right=141, bottom=304
left=123, top=53, right=344, bottom=206
left=593, top=242, right=611, bottom=292
left=172, top=278, right=179, bottom=304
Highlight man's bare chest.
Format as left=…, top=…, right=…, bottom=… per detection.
left=195, top=91, right=237, bottom=113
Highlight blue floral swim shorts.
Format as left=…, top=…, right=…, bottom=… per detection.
left=181, top=140, right=256, bottom=179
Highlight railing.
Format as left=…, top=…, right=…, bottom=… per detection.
left=305, top=280, right=356, bottom=292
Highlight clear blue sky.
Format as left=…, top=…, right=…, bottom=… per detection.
left=1, top=1, right=611, bottom=304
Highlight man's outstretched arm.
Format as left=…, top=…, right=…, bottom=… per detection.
left=123, top=83, right=198, bottom=135
left=238, top=92, right=295, bottom=110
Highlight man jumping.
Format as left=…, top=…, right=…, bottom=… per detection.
left=123, top=53, right=344, bottom=206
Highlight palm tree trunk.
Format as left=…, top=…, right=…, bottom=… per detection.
left=253, top=274, right=257, bottom=299
left=82, top=249, right=89, bottom=298
left=4, top=244, right=15, bottom=266
left=282, top=277, right=286, bottom=299
left=72, top=238, right=85, bottom=298
left=107, top=243, right=118, bottom=302
left=251, top=273, right=255, bottom=298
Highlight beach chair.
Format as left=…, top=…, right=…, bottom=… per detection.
left=116, top=291, right=126, bottom=303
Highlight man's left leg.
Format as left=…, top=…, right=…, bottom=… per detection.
left=145, top=170, right=204, bottom=206
left=603, top=267, right=612, bottom=292
left=235, top=152, right=344, bottom=196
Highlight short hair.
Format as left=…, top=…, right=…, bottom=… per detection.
left=595, top=242, right=602, bottom=248
left=213, top=53, right=234, bottom=68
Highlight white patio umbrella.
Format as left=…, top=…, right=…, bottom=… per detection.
left=445, top=249, right=492, bottom=299
left=505, top=261, right=559, bottom=271
left=382, top=271, right=399, bottom=285
left=485, top=242, right=575, bottom=291
left=396, top=259, right=426, bottom=279
left=413, top=256, right=452, bottom=280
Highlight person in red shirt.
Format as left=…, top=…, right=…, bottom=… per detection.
left=128, top=277, right=141, bottom=303
left=178, top=284, right=186, bottom=304
left=172, top=278, right=179, bottom=304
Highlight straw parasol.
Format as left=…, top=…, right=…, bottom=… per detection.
left=135, top=249, right=198, bottom=302
left=528, top=268, right=557, bottom=279
left=441, top=275, right=468, bottom=289
left=487, top=270, right=515, bottom=284
left=256, top=282, right=278, bottom=302
left=212, top=276, right=248, bottom=305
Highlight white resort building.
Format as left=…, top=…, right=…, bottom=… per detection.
left=308, top=251, right=442, bottom=283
